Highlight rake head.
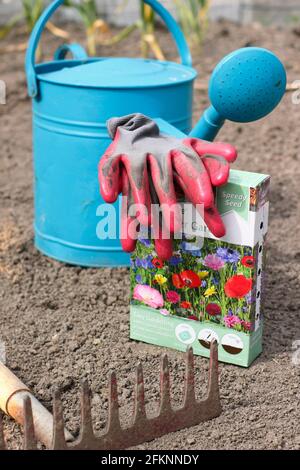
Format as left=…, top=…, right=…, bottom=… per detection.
left=0, top=342, right=221, bottom=450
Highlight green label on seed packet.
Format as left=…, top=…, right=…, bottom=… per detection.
left=130, top=306, right=263, bottom=367
left=217, top=183, right=249, bottom=221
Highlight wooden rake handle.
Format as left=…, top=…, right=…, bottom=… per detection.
left=0, top=361, right=73, bottom=448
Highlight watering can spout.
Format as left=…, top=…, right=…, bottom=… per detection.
left=189, top=106, right=225, bottom=141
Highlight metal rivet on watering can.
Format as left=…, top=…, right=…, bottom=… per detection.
left=25, top=0, right=197, bottom=268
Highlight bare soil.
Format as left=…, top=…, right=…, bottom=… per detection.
left=0, top=20, right=300, bottom=450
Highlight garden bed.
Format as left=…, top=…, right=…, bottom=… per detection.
left=0, top=20, right=300, bottom=449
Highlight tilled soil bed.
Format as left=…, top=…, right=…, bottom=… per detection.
left=0, top=20, right=300, bottom=450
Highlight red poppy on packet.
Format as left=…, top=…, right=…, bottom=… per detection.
left=172, top=271, right=201, bottom=289
left=152, top=258, right=164, bottom=269
left=241, top=256, right=255, bottom=269
left=180, top=301, right=192, bottom=309
left=224, top=274, right=252, bottom=299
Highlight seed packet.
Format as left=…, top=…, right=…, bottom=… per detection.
left=130, top=169, right=270, bottom=367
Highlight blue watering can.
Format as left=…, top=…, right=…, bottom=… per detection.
left=25, top=0, right=286, bottom=268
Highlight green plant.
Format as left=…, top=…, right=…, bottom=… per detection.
left=0, top=0, right=164, bottom=61
left=0, top=0, right=68, bottom=55
left=0, top=0, right=44, bottom=40
left=98, top=0, right=164, bottom=59
left=0, top=1, right=45, bottom=57
left=64, top=0, right=110, bottom=56
left=100, top=1, right=165, bottom=60
left=0, top=13, right=23, bottom=41
left=22, top=0, right=44, bottom=32
left=140, top=1, right=165, bottom=60
left=173, top=0, right=210, bottom=46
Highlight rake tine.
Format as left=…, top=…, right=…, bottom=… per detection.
left=23, top=395, right=37, bottom=450
left=107, top=371, right=121, bottom=433
left=0, top=413, right=6, bottom=450
left=183, top=347, right=196, bottom=408
left=52, top=389, right=68, bottom=450
left=79, top=380, right=94, bottom=443
left=159, top=354, right=171, bottom=415
left=133, top=362, right=146, bottom=424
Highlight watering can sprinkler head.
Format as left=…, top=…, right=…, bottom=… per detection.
left=190, top=47, right=287, bottom=141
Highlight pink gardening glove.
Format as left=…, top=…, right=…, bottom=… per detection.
left=98, top=114, right=237, bottom=260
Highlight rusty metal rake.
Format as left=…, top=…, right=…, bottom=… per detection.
left=0, top=342, right=221, bottom=450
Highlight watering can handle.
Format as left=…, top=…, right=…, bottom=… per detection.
left=53, top=43, right=88, bottom=61
left=25, top=0, right=192, bottom=99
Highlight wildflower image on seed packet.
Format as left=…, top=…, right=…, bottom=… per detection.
left=130, top=236, right=257, bottom=335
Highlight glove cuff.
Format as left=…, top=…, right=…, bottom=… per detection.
left=107, top=114, right=160, bottom=140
